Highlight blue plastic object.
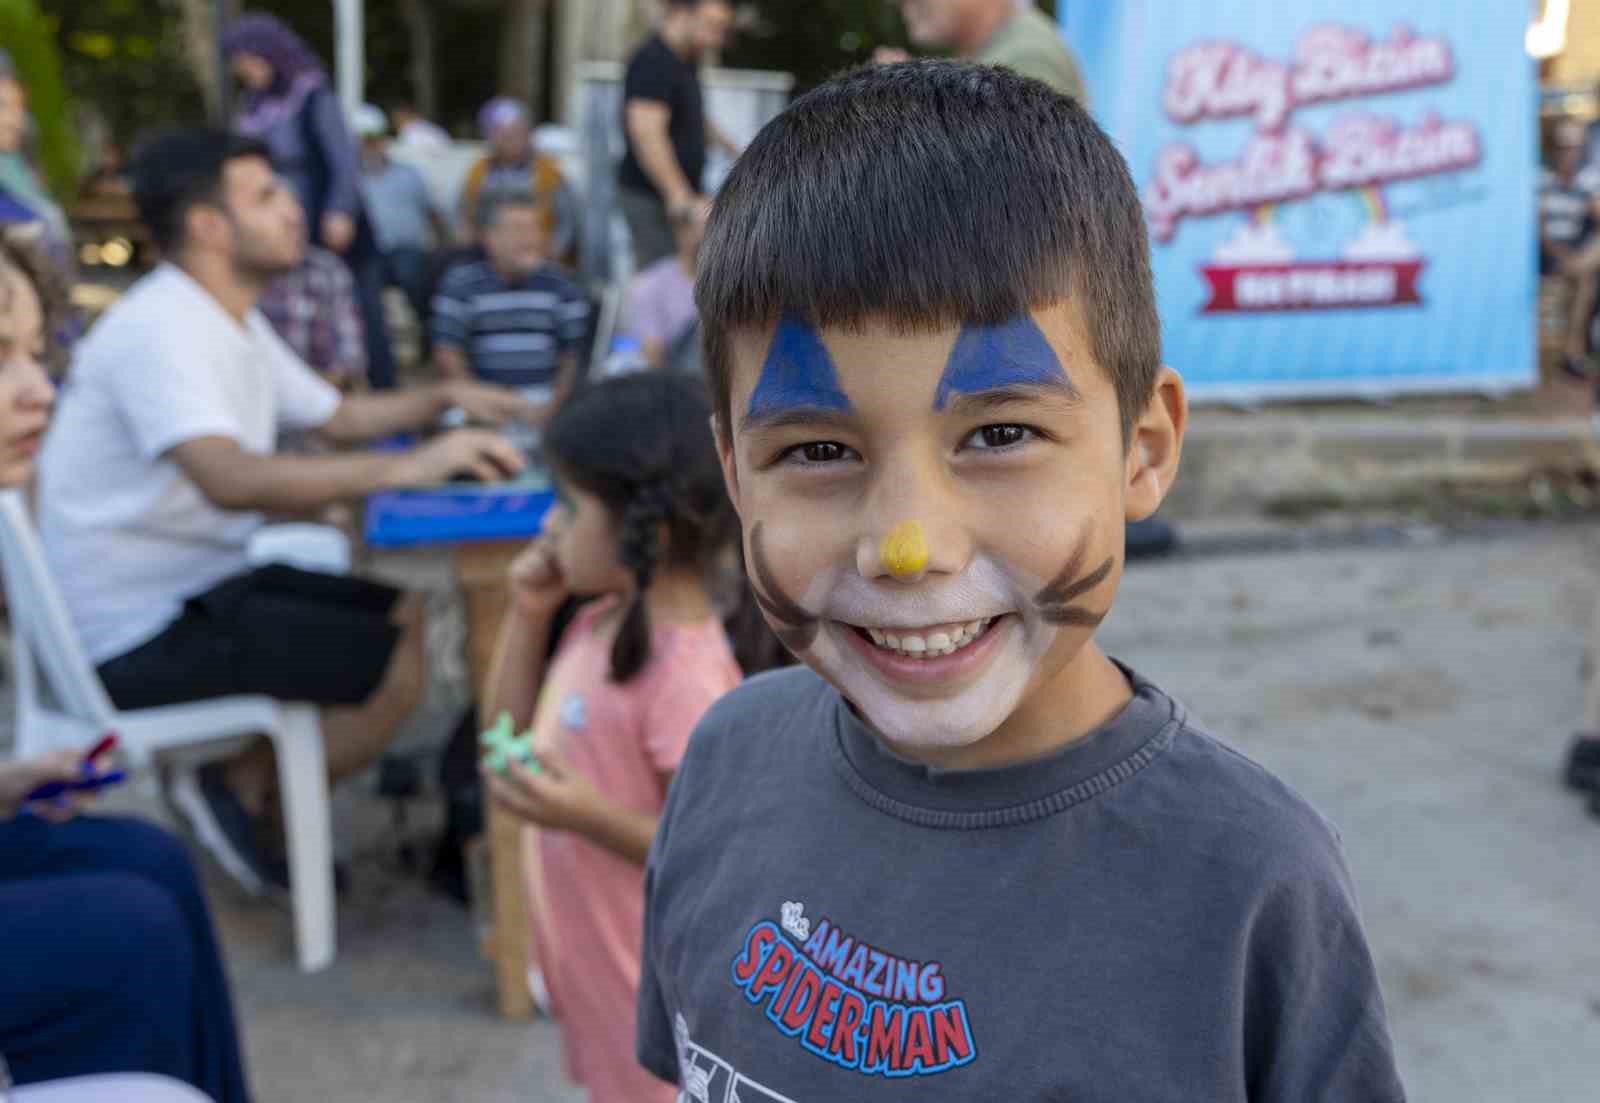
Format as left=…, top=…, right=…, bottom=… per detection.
left=364, top=484, right=556, bottom=548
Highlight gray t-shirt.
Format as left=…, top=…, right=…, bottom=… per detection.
left=638, top=665, right=1404, bottom=1101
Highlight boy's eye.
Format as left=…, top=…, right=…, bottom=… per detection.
left=780, top=440, right=856, bottom=465
left=963, top=424, right=1035, bottom=451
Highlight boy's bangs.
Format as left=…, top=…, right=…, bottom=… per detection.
left=695, top=142, right=1081, bottom=337
left=696, top=61, right=1159, bottom=434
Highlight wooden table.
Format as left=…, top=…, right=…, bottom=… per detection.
left=457, top=539, right=537, bottom=1020
left=365, top=479, right=554, bottom=1020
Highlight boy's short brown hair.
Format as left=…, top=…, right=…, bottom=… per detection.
left=697, top=60, right=1159, bottom=440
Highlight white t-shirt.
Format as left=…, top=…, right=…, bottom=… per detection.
left=38, top=264, right=342, bottom=662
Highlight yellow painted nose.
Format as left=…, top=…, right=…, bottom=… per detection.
left=879, top=520, right=930, bottom=581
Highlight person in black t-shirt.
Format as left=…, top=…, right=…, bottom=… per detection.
left=618, top=0, right=740, bottom=267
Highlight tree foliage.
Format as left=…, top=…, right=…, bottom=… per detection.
left=723, top=2, right=1060, bottom=93
left=724, top=0, right=909, bottom=93
left=38, top=0, right=203, bottom=146
left=203, top=0, right=501, bottom=137
left=29, top=0, right=1064, bottom=157
left=0, top=0, right=79, bottom=196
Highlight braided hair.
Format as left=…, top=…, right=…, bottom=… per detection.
left=544, top=373, right=755, bottom=682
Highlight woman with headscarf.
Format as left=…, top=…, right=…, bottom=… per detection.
left=0, top=51, right=67, bottom=246
left=221, top=13, right=396, bottom=389
left=0, top=50, right=79, bottom=359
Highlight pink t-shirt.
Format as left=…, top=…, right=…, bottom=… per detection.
left=523, top=598, right=740, bottom=1102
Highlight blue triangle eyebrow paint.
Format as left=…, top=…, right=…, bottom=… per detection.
left=933, top=317, right=1070, bottom=410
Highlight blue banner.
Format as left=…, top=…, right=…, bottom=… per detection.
left=1062, top=2, right=1537, bottom=400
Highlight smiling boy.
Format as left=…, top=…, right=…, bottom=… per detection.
left=637, top=62, right=1405, bottom=1101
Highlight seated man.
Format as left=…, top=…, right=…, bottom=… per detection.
left=258, top=243, right=366, bottom=387
left=1540, top=119, right=1600, bottom=378
left=38, top=129, right=532, bottom=893
left=456, top=97, right=579, bottom=267
left=431, top=192, right=591, bottom=409
left=625, top=200, right=705, bottom=372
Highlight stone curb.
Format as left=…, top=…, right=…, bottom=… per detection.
left=1168, top=416, right=1597, bottom=518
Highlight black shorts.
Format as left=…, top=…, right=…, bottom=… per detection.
left=98, top=564, right=404, bottom=711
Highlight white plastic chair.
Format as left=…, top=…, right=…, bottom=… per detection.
left=12, top=1073, right=214, bottom=1102
left=0, top=490, right=336, bottom=973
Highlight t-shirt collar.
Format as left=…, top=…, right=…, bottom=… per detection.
left=829, top=660, right=1180, bottom=826
left=158, top=262, right=262, bottom=348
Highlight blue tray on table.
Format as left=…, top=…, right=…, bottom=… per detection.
left=364, top=484, right=555, bottom=547
left=363, top=439, right=556, bottom=548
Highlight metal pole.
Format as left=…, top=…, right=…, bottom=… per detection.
left=334, top=0, right=365, bottom=117
left=213, top=0, right=232, bottom=125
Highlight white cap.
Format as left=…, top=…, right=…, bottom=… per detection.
left=351, top=104, right=388, bottom=138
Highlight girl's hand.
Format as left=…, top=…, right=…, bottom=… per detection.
left=0, top=748, right=100, bottom=822
left=508, top=536, right=569, bottom=620
left=484, top=749, right=602, bottom=835
left=321, top=211, right=356, bottom=254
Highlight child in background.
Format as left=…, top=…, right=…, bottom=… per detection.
left=483, top=373, right=752, bottom=1103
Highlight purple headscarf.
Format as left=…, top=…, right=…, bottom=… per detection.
left=222, top=13, right=328, bottom=135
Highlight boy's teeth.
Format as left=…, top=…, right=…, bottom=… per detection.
left=864, top=618, right=993, bottom=658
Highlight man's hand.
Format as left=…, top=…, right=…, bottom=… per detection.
left=442, top=381, right=542, bottom=427
left=392, top=429, right=525, bottom=486
left=0, top=748, right=109, bottom=822
left=873, top=46, right=912, bottom=64
left=507, top=535, right=570, bottom=621
left=322, top=211, right=356, bottom=254
left=485, top=749, right=604, bottom=835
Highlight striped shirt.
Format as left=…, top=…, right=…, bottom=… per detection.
left=431, top=261, right=591, bottom=388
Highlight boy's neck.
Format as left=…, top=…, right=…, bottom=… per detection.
left=644, top=565, right=715, bottom=625
left=877, top=641, right=1134, bottom=771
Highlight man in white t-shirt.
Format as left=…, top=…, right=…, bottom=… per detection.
left=38, top=129, right=532, bottom=893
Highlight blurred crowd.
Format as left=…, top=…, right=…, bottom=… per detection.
left=0, top=3, right=1098, bottom=1102
left=1541, top=108, right=1600, bottom=391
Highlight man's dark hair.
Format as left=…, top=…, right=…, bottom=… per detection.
left=698, top=60, right=1159, bottom=441
left=130, top=129, right=272, bottom=254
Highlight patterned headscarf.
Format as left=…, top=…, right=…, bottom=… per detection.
left=222, top=13, right=329, bottom=135
left=477, top=96, right=530, bottom=139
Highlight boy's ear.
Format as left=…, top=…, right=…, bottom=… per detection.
left=1125, top=366, right=1186, bottom=523
left=713, top=413, right=743, bottom=520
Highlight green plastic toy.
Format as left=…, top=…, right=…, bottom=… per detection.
left=481, top=710, right=541, bottom=775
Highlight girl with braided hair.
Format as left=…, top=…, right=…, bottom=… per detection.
left=484, top=372, right=768, bottom=1103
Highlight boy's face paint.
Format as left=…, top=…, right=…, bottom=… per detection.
left=879, top=520, right=929, bottom=580
left=748, top=521, right=819, bottom=651
left=723, top=306, right=1150, bottom=759
left=933, top=317, right=1073, bottom=410
left=744, top=315, right=853, bottom=424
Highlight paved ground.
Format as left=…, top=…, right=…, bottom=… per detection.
left=16, top=524, right=1600, bottom=1100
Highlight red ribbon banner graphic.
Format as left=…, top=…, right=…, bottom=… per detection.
left=1199, top=260, right=1424, bottom=313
